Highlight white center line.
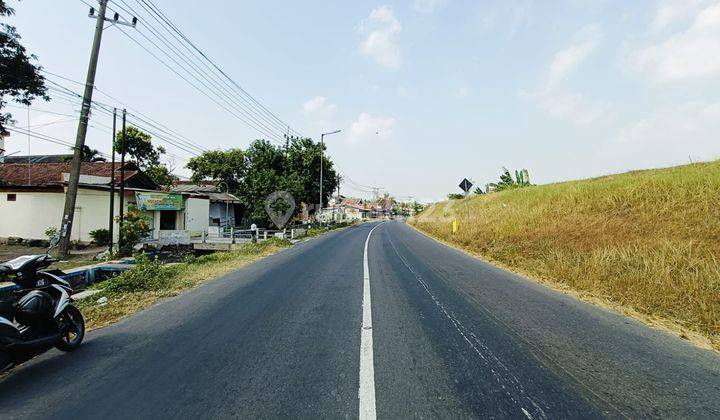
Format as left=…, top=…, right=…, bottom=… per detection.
left=359, top=222, right=383, bottom=420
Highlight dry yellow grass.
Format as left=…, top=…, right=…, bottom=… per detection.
left=410, top=161, right=720, bottom=350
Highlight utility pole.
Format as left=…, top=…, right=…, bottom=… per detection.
left=118, top=109, right=127, bottom=252
left=108, top=108, right=116, bottom=253
left=57, top=0, right=108, bottom=257
left=319, top=130, right=341, bottom=225
left=58, top=1, right=137, bottom=257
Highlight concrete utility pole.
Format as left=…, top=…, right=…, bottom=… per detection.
left=319, top=130, right=341, bottom=225
left=58, top=1, right=137, bottom=257
left=58, top=1, right=108, bottom=256
left=118, top=109, right=127, bottom=251
left=108, top=108, right=116, bottom=253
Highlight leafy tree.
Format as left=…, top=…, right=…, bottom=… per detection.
left=64, top=145, right=105, bottom=163
left=0, top=0, right=49, bottom=136
left=186, top=148, right=245, bottom=193
left=447, top=193, right=465, bottom=200
left=473, top=186, right=485, bottom=195
left=286, top=137, right=338, bottom=210
left=115, top=126, right=176, bottom=187
left=240, top=139, right=300, bottom=225
left=144, top=163, right=177, bottom=189
left=489, top=167, right=532, bottom=191
left=185, top=137, right=340, bottom=227
left=412, top=201, right=425, bottom=214
left=114, top=126, right=166, bottom=168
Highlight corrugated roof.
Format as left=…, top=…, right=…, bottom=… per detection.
left=0, top=162, right=146, bottom=187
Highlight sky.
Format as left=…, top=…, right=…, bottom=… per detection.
left=2, top=0, right=720, bottom=202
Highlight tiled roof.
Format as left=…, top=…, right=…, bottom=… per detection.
left=0, top=162, right=141, bottom=187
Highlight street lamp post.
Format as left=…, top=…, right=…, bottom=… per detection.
left=319, top=129, right=341, bottom=225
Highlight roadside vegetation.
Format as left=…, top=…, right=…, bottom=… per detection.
left=76, top=238, right=290, bottom=330
left=410, top=161, right=720, bottom=350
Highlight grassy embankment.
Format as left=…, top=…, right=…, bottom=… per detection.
left=410, top=161, right=720, bottom=350
left=76, top=239, right=290, bottom=330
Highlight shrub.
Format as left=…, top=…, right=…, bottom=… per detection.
left=116, top=205, right=152, bottom=256
left=44, top=226, right=58, bottom=240
left=102, top=253, right=176, bottom=293
left=89, top=228, right=111, bottom=246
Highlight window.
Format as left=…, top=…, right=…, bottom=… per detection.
left=159, top=210, right=177, bottom=230
left=7, top=194, right=16, bottom=202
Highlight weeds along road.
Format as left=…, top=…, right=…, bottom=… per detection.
left=0, top=221, right=718, bottom=418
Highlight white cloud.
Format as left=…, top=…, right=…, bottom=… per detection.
left=302, top=96, right=337, bottom=129
left=630, top=2, right=720, bottom=82
left=546, top=26, right=603, bottom=90
left=615, top=101, right=720, bottom=146
left=349, top=113, right=396, bottom=143
left=457, top=87, right=469, bottom=97
left=526, top=25, right=611, bottom=125
left=533, top=91, right=615, bottom=125
left=358, top=6, right=402, bottom=69
left=652, top=0, right=705, bottom=32
left=413, top=0, right=446, bottom=14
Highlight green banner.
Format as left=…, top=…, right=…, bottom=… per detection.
left=135, top=192, right=184, bottom=211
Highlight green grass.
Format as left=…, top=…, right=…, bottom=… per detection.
left=410, top=161, right=720, bottom=350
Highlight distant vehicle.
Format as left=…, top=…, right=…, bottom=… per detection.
left=0, top=237, right=85, bottom=372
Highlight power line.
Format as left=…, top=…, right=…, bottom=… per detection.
left=137, top=0, right=302, bottom=137
left=42, top=69, right=206, bottom=153
left=126, top=0, right=292, bottom=137
left=107, top=0, right=290, bottom=144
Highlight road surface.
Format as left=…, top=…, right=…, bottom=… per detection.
left=0, top=221, right=718, bottom=418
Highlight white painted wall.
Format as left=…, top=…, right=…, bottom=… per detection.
left=184, top=197, right=209, bottom=235
left=0, top=188, right=125, bottom=242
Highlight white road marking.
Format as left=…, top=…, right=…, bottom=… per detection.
left=359, top=222, right=383, bottom=420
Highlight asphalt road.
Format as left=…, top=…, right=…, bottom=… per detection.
left=0, top=221, right=718, bottom=419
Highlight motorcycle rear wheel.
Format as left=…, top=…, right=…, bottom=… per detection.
left=55, top=305, right=85, bottom=352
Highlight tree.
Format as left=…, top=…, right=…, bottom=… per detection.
left=240, top=139, right=300, bottom=225
left=186, top=148, right=246, bottom=193
left=0, top=0, right=49, bottom=136
left=286, top=137, right=338, bottom=210
left=488, top=167, right=532, bottom=191
left=115, top=126, right=176, bottom=188
left=144, top=163, right=177, bottom=189
left=64, top=145, right=105, bottom=163
left=447, top=193, right=465, bottom=200
left=473, top=186, right=485, bottom=195
left=114, top=127, right=165, bottom=168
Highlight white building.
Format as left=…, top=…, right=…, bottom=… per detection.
left=0, top=161, right=210, bottom=244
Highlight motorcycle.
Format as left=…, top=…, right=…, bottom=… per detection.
left=0, top=237, right=85, bottom=373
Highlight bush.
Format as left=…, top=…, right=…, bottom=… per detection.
left=116, top=205, right=152, bottom=256
left=89, top=228, right=111, bottom=246
left=102, top=253, right=177, bottom=293
left=44, top=226, right=58, bottom=240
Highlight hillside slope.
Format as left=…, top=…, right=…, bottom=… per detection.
left=410, top=161, right=720, bottom=349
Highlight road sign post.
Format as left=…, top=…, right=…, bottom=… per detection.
left=458, top=178, right=473, bottom=226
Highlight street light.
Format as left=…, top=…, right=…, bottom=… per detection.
left=319, top=129, right=341, bottom=225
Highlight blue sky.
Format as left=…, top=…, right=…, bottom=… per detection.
left=3, top=0, right=720, bottom=202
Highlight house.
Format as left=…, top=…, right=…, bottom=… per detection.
left=321, top=196, right=371, bottom=222
left=0, top=161, right=211, bottom=243
left=170, top=181, right=244, bottom=227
